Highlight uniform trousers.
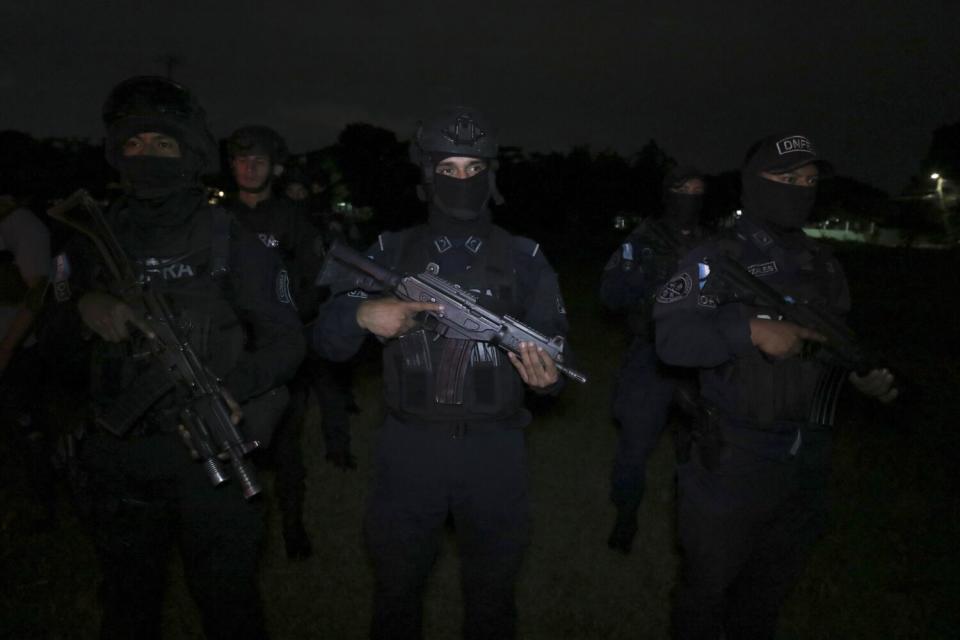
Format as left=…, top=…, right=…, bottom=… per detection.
left=78, top=429, right=267, bottom=640
left=674, top=425, right=830, bottom=640
left=610, top=342, right=683, bottom=513
left=365, top=414, right=530, bottom=640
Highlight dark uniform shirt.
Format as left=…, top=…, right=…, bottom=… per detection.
left=49, top=199, right=305, bottom=421
left=654, top=216, right=850, bottom=455
left=313, top=224, right=569, bottom=429
left=601, top=217, right=704, bottom=341
left=224, top=195, right=324, bottom=322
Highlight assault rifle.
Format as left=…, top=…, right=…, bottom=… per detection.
left=48, top=190, right=262, bottom=499
left=323, top=240, right=587, bottom=384
left=699, top=253, right=889, bottom=426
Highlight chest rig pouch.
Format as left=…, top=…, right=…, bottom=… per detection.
left=91, top=208, right=246, bottom=435
left=383, top=225, right=526, bottom=423
left=716, top=235, right=844, bottom=427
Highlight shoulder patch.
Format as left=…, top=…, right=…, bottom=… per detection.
left=656, top=272, right=693, bottom=304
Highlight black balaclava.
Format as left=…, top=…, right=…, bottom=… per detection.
left=426, top=153, right=493, bottom=236
left=106, top=118, right=205, bottom=203
left=662, top=166, right=704, bottom=230
left=740, top=133, right=823, bottom=231
left=107, top=124, right=205, bottom=237
left=432, top=163, right=491, bottom=219
left=742, top=172, right=816, bottom=230
left=102, top=77, right=216, bottom=239
left=412, top=108, right=501, bottom=237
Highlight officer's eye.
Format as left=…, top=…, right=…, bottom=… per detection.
left=122, top=138, right=143, bottom=154
left=466, top=163, right=487, bottom=176
left=436, top=165, right=457, bottom=176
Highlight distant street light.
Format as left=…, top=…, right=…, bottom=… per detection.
left=931, top=173, right=946, bottom=210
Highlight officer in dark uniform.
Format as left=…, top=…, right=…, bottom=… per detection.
left=47, top=77, right=304, bottom=640
left=313, top=106, right=570, bottom=640
left=0, top=195, right=56, bottom=525
left=279, top=159, right=364, bottom=471
left=653, top=134, right=897, bottom=639
left=223, top=125, right=328, bottom=558
left=601, top=166, right=706, bottom=553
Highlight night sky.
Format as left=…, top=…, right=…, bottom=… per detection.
left=3, top=1, right=959, bottom=193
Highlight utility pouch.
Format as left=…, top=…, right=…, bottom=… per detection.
left=435, top=338, right=473, bottom=405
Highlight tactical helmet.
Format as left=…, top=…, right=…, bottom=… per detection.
left=102, top=76, right=217, bottom=171
left=409, top=106, right=503, bottom=204
left=226, top=125, right=289, bottom=165
left=410, top=106, right=498, bottom=167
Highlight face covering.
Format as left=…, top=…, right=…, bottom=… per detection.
left=116, top=156, right=194, bottom=200
left=742, top=174, right=816, bottom=230
left=433, top=172, right=491, bottom=220
left=664, top=192, right=703, bottom=228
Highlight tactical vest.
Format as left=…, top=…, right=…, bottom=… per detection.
left=713, top=231, right=845, bottom=426
left=381, top=224, right=528, bottom=424
left=626, top=223, right=700, bottom=338
left=91, top=207, right=245, bottom=433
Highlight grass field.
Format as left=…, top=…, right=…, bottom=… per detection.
left=2, top=242, right=958, bottom=639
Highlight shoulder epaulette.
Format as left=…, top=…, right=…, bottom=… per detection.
left=511, top=234, right=541, bottom=258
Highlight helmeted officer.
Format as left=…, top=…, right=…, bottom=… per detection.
left=313, top=106, right=571, bottom=640
left=224, top=124, right=329, bottom=558
left=600, top=166, right=706, bottom=553
left=654, top=133, right=897, bottom=639
left=46, top=76, right=304, bottom=640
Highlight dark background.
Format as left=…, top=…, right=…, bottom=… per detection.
left=1, top=2, right=959, bottom=638
left=3, top=1, right=960, bottom=193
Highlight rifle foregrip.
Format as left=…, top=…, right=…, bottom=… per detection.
left=329, top=241, right=401, bottom=288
